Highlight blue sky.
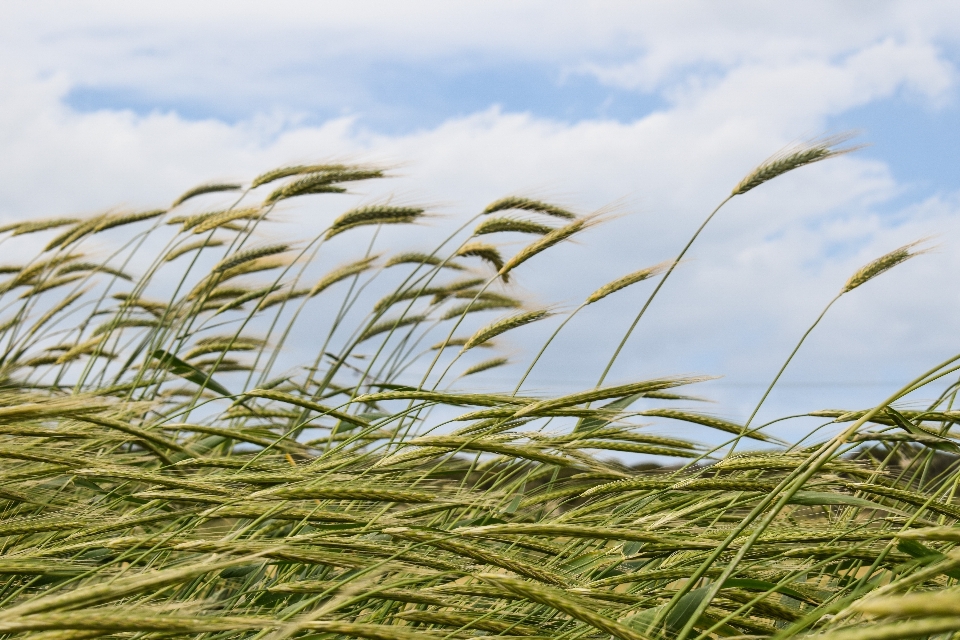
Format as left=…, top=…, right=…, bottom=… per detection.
left=61, top=50, right=960, bottom=193
left=2, top=1, right=959, bottom=435
left=63, top=58, right=668, bottom=130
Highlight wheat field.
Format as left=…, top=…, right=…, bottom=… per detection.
left=0, top=140, right=955, bottom=640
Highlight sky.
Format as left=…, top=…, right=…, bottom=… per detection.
left=1, top=1, right=959, bottom=438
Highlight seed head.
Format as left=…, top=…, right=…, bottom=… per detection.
left=265, top=169, right=383, bottom=204
left=483, top=196, right=577, bottom=219
left=586, top=260, right=674, bottom=304
left=462, top=308, right=551, bottom=351
left=386, top=252, right=441, bottom=267
left=456, top=242, right=505, bottom=276
left=473, top=217, right=553, bottom=236
left=732, top=134, right=860, bottom=196
left=430, top=336, right=495, bottom=350
left=461, top=357, right=509, bottom=376
left=310, top=256, right=378, bottom=297
left=251, top=163, right=352, bottom=188
left=181, top=208, right=263, bottom=234
left=841, top=240, right=931, bottom=294
left=325, top=205, right=423, bottom=239
left=44, top=217, right=104, bottom=251
left=213, top=244, right=290, bottom=273
left=172, top=183, right=242, bottom=208
left=164, top=239, right=225, bottom=262
left=93, top=209, right=166, bottom=233
left=359, top=314, right=428, bottom=342
left=5, top=217, right=80, bottom=236
left=499, top=216, right=599, bottom=278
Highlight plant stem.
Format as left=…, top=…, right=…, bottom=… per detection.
left=595, top=195, right=732, bottom=387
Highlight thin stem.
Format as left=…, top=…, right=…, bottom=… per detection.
left=728, top=294, right=840, bottom=456
left=595, top=195, right=732, bottom=387
left=512, top=303, right=584, bottom=395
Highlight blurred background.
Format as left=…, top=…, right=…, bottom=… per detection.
left=1, top=1, right=958, bottom=440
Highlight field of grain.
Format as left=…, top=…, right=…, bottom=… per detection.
left=0, top=140, right=955, bottom=640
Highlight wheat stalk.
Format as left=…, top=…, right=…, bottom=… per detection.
left=461, top=357, right=509, bottom=376
left=213, top=244, right=290, bottom=272
left=731, top=134, right=859, bottom=196
left=586, top=260, right=674, bottom=304
left=265, top=169, right=383, bottom=204
left=841, top=239, right=931, bottom=293
left=473, top=217, right=554, bottom=236
left=250, top=163, right=352, bottom=188
left=462, top=308, right=551, bottom=350
left=0, top=143, right=949, bottom=640
left=310, top=256, right=379, bottom=296
left=171, top=182, right=242, bottom=207
left=456, top=241, right=505, bottom=275
left=325, top=205, right=423, bottom=239
left=3, top=217, right=80, bottom=236
left=499, top=216, right=598, bottom=278
left=483, top=196, right=577, bottom=219
left=385, top=252, right=462, bottom=269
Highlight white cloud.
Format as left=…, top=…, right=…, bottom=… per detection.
left=0, top=2, right=959, bottom=436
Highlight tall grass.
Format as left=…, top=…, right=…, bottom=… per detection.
left=0, top=143, right=955, bottom=640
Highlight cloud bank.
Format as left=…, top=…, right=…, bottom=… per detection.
left=1, top=2, right=959, bottom=435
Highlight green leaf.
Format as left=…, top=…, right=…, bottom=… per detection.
left=885, top=406, right=960, bottom=453
left=666, top=586, right=713, bottom=632
left=150, top=349, right=233, bottom=398
left=894, top=540, right=960, bottom=579
left=72, top=477, right=104, bottom=492
left=721, top=578, right=810, bottom=604
left=789, top=491, right=905, bottom=513
left=219, top=563, right=262, bottom=579
left=623, top=586, right=713, bottom=635
left=897, top=538, right=940, bottom=559
left=451, top=516, right=507, bottom=529
left=623, top=540, right=644, bottom=556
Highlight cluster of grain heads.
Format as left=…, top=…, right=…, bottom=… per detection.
left=44, top=209, right=165, bottom=251
left=593, top=134, right=863, bottom=389
left=266, top=168, right=384, bottom=203
left=0, top=147, right=951, bottom=640
left=499, top=215, right=597, bottom=279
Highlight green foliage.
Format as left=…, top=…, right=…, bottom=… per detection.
left=0, top=144, right=953, bottom=640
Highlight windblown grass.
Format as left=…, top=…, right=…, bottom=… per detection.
left=0, top=142, right=954, bottom=640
